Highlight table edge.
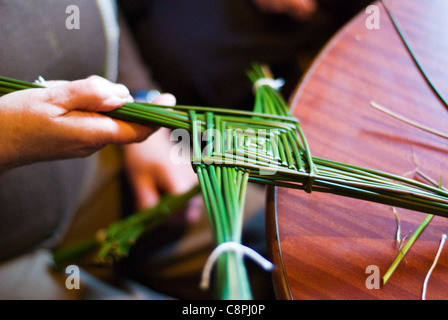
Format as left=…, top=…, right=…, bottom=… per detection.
left=265, top=185, right=293, bottom=300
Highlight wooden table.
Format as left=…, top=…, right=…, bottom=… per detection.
left=266, top=0, right=448, bottom=300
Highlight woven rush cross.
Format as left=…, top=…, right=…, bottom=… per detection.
left=1, top=64, right=448, bottom=300
left=105, top=64, right=448, bottom=217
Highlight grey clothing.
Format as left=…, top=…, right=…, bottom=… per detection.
left=0, top=0, right=117, bottom=262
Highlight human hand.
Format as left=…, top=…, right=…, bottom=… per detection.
left=0, top=76, right=158, bottom=170
left=252, top=0, right=317, bottom=20
left=124, top=124, right=198, bottom=211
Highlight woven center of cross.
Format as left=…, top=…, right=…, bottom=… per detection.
left=188, top=107, right=315, bottom=189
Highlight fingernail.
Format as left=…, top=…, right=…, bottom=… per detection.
left=113, top=83, right=131, bottom=99
left=154, top=93, right=177, bottom=106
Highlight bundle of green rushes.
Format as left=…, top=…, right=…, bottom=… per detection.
left=2, top=64, right=448, bottom=299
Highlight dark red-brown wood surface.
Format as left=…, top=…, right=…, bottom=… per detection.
left=266, top=0, right=448, bottom=300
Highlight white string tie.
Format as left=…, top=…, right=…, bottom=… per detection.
left=422, top=233, right=447, bottom=300
left=34, top=76, right=47, bottom=87
left=252, top=78, right=284, bottom=93
left=199, top=241, right=274, bottom=290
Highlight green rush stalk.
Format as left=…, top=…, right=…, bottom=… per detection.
left=382, top=171, right=446, bottom=285
left=369, top=100, right=448, bottom=286
left=52, top=185, right=201, bottom=267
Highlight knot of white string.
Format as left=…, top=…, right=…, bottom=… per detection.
left=199, top=241, right=274, bottom=290
left=252, top=78, right=284, bottom=93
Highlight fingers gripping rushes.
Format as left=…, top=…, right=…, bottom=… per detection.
left=44, top=75, right=134, bottom=112
left=41, top=75, right=156, bottom=148
left=0, top=76, right=173, bottom=169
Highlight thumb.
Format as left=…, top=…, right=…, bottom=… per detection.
left=43, top=75, right=133, bottom=112
left=151, top=93, right=177, bottom=106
